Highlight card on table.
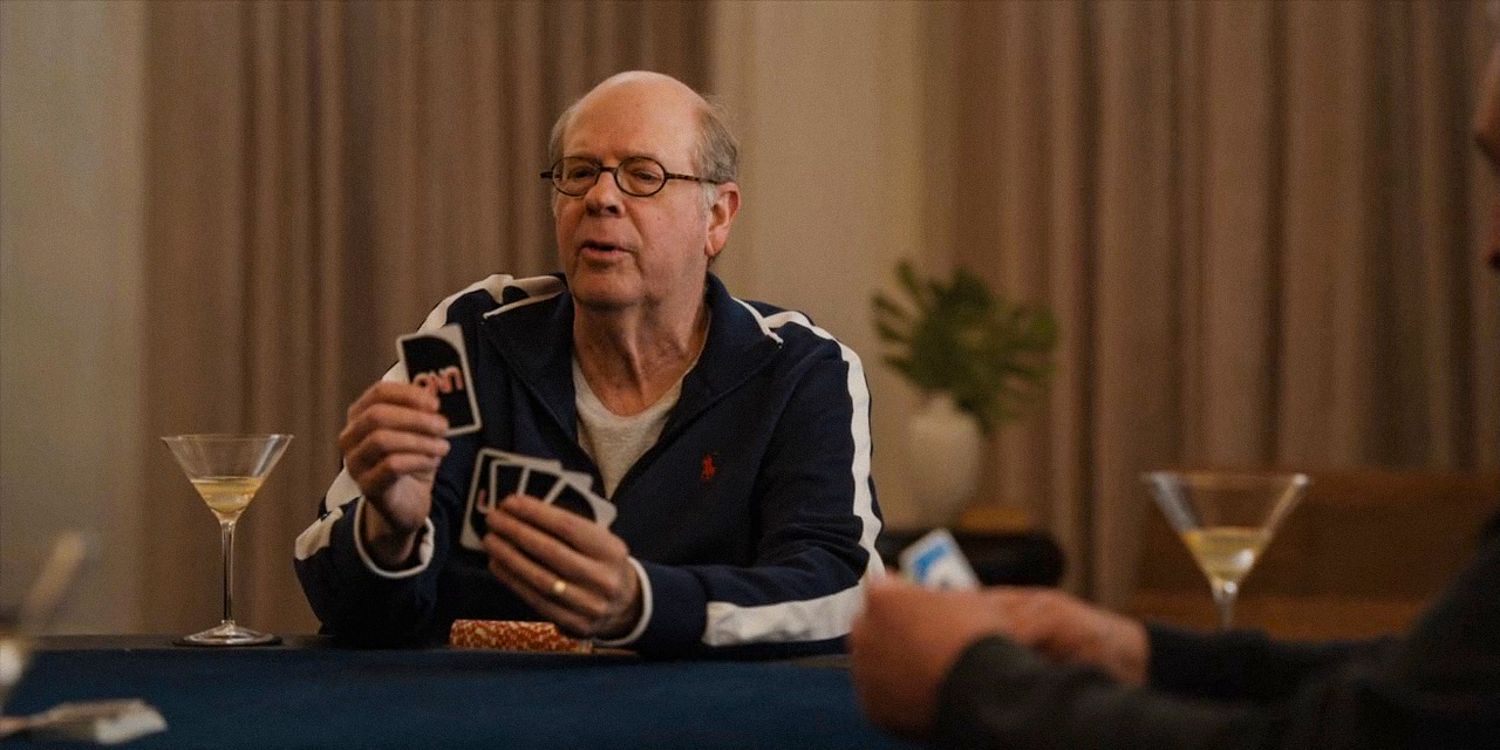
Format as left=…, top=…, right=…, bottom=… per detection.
left=898, top=528, right=980, bottom=591
left=396, top=324, right=481, bottom=436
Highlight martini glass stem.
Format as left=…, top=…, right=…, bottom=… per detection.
left=1209, top=579, right=1238, bottom=629
left=219, top=520, right=236, bottom=625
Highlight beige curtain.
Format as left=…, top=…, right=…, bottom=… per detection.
left=141, top=0, right=711, bottom=634
left=931, top=0, right=1500, bottom=605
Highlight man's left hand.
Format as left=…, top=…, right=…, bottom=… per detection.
left=483, top=494, right=642, bottom=640
left=849, top=577, right=1012, bottom=738
left=850, top=578, right=1151, bottom=738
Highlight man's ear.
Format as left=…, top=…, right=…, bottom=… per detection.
left=705, top=182, right=741, bottom=259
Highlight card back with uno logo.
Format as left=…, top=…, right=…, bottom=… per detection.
left=397, top=324, right=481, bottom=437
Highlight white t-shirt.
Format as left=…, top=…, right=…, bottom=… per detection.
left=573, top=358, right=684, bottom=498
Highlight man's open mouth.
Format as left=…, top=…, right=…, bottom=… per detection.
left=580, top=240, right=627, bottom=254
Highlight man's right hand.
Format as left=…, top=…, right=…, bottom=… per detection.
left=338, top=381, right=450, bottom=568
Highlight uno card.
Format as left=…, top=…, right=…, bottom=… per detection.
left=469, top=449, right=505, bottom=514
left=397, top=324, right=481, bottom=436
left=522, top=469, right=560, bottom=500
left=476, top=451, right=617, bottom=528
left=551, top=468, right=613, bottom=527
left=899, top=529, right=980, bottom=591
left=488, top=453, right=562, bottom=501
left=545, top=469, right=596, bottom=502
left=551, top=479, right=617, bottom=528
left=461, top=448, right=506, bottom=550
left=490, top=463, right=526, bottom=506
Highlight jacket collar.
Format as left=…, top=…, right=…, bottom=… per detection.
left=481, top=273, right=782, bottom=443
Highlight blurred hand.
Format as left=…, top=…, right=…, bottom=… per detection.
left=483, top=495, right=641, bottom=640
left=850, top=579, right=1149, bottom=738
left=338, top=381, right=450, bottom=567
left=849, top=578, right=1014, bottom=737
left=980, top=586, right=1148, bottom=686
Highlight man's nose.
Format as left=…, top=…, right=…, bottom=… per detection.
left=584, top=169, right=624, bottom=216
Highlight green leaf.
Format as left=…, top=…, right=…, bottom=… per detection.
left=895, top=260, right=930, bottom=309
left=872, top=293, right=906, bottom=315
left=874, top=320, right=908, bottom=344
left=870, top=259, right=1060, bottom=430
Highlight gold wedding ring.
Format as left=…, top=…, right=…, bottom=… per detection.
left=550, top=578, right=569, bottom=598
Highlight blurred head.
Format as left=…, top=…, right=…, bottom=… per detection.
left=546, top=71, right=741, bottom=314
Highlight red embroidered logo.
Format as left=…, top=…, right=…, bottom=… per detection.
left=700, top=453, right=718, bottom=483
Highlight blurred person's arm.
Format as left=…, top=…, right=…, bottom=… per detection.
left=1146, top=624, right=1388, bottom=703
left=856, top=507, right=1500, bottom=748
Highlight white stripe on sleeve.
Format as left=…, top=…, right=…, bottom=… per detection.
left=293, top=468, right=362, bottom=561
left=699, top=307, right=884, bottom=647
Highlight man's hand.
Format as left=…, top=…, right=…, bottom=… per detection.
left=338, top=381, right=450, bottom=568
left=483, top=494, right=641, bottom=640
left=849, top=578, right=1014, bottom=738
left=850, top=579, right=1150, bottom=738
left=980, top=586, right=1149, bottom=686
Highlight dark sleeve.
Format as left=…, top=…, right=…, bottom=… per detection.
left=933, top=636, right=1270, bottom=750
left=1355, top=509, right=1500, bottom=747
left=291, top=466, right=456, bottom=645
left=933, top=507, right=1500, bottom=750
left=1147, top=624, right=1388, bottom=702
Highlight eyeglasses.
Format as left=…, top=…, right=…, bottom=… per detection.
left=540, top=156, right=720, bottom=198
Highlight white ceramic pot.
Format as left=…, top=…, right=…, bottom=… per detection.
left=906, top=393, right=983, bottom=526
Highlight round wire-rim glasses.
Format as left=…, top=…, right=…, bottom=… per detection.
left=540, top=156, right=721, bottom=198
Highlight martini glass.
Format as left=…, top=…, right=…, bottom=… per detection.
left=1142, top=470, right=1309, bottom=629
left=162, top=434, right=291, bottom=646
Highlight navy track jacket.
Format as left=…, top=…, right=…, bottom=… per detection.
left=295, top=273, right=884, bottom=657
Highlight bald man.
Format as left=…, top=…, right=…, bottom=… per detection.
left=295, top=72, right=883, bottom=657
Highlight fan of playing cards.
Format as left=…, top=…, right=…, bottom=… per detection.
left=396, top=325, right=617, bottom=543
left=473, top=450, right=616, bottom=527
left=458, top=450, right=616, bottom=551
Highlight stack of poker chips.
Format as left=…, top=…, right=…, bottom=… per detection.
left=448, top=619, right=594, bottom=654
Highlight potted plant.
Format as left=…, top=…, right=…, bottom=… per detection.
left=872, top=260, right=1058, bottom=524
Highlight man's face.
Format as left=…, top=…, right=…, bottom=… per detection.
left=553, top=81, right=733, bottom=313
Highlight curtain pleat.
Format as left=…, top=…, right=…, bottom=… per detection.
left=143, top=4, right=252, bottom=629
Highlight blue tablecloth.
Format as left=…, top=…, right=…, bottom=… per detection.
left=3, top=643, right=914, bottom=749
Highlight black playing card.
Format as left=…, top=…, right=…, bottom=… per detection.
left=469, top=449, right=503, bottom=514
left=523, top=470, right=560, bottom=500
left=552, top=482, right=599, bottom=523
left=490, top=463, right=525, bottom=505
left=396, top=324, right=481, bottom=436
